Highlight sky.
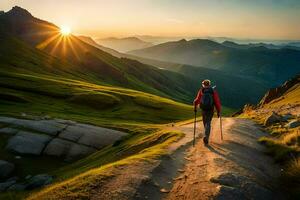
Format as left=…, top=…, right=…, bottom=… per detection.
left=1, top=0, right=300, bottom=40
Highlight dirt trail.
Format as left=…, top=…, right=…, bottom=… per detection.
left=163, top=118, right=284, bottom=200
left=90, top=118, right=285, bottom=200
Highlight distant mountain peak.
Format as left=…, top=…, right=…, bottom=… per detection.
left=222, top=40, right=236, bottom=45
left=6, top=6, right=33, bottom=18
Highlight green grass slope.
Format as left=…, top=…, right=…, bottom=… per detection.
left=0, top=7, right=198, bottom=105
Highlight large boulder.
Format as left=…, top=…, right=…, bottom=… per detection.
left=264, top=112, right=285, bottom=126
left=0, top=160, right=15, bottom=179
left=26, top=174, right=53, bottom=189
left=6, top=131, right=52, bottom=155
left=286, top=120, right=300, bottom=129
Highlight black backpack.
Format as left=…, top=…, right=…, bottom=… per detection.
left=200, top=87, right=214, bottom=111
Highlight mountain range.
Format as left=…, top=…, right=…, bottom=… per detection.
left=129, top=39, right=300, bottom=86
left=1, top=6, right=296, bottom=110
left=96, top=37, right=153, bottom=52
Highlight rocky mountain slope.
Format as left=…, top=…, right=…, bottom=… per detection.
left=240, top=74, right=300, bottom=197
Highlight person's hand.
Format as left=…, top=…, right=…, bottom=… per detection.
left=217, top=112, right=220, bottom=118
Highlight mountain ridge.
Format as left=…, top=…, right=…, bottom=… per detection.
left=129, top=38, right=300, bottom=86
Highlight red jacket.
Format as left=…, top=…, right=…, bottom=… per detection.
left=193, top=87, right=221, bottom=113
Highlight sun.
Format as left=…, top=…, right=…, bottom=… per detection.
left=60, top=26, right=71, bottom=36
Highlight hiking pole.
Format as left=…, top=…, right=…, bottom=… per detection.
left=193, top=110, right=197, bottom=146
left=220, top=113, right=223, bottom=141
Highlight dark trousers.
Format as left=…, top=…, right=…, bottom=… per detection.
left=202, top=110, right=214, bottom=140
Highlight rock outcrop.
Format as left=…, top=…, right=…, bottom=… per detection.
left=264, top=112, right=285, bottom=126
left=0, top=116, right=127, bottom=160
left=258, top=74, right=300, bottom=106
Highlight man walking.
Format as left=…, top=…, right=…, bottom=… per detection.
left=194, top=80, right=221, bottom=145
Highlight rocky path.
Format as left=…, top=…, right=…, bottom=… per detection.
left=135, top=118, right=285, bottom=200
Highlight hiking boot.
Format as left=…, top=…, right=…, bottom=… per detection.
left=203, top=137, right=208, bottom=145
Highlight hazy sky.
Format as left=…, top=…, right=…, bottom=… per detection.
left=1, top=0, right=300, bottom=39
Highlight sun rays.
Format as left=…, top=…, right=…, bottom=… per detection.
left=60, top=26, right=71, bottom=36
left=36, top=26, right=86, bottom=63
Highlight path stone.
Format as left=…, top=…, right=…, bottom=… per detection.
left=0, top=160, right=15, bottom=179
left=26, top=174, right=53, bottom=189
left=210, top=173, right=248, bottom=187
left=43, top=138, right=74, bottom=157
left=215, top=185, right=246, bottom=200
left=211, top=173, right=273, bottom=200
left=6, top=131, right=52, bottom=155
left=0, top=127, right=19, bottom=135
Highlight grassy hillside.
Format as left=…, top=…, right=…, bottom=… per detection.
left=128, top=39, right=300, bottom=86
left=240, top=74, right=300, bottom=197
left=0, top=7, right=198, bottom=105
left=0, top=38, right=233, bottom=124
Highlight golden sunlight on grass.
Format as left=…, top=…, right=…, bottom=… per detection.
left=60, top=25, right=71, bottom=36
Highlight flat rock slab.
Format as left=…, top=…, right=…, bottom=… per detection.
left=0, top=127, right=19, bottom=135
left=0, top=116, right=66, bottom=136
left=44, top=138, right=97, bottom=160
left=1, top=116, right=128, bottom=160
left=66, top=143, right=97, bottom=160
left=59, top=124, right=127, bottom=149
left=43, top=138, right=74, bottom=157
left=6, top=131, right=52, bottom=155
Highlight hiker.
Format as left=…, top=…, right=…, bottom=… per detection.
left=193, top=79, right=221, bottom=145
